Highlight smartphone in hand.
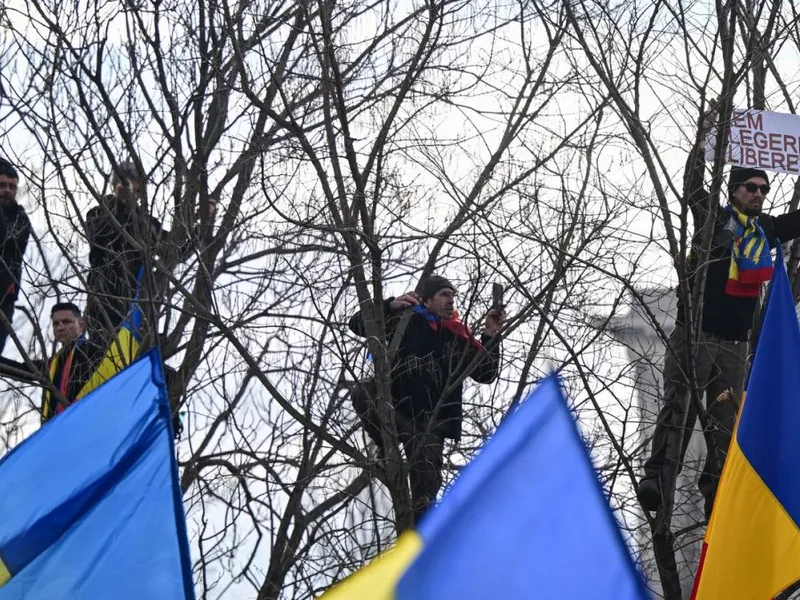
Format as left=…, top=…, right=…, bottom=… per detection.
left=492, top=283, right=504, bottom=312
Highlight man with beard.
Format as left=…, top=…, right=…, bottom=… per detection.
left=637, top=109, right=800, bottom=518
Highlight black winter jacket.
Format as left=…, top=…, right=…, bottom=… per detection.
left=85, top=195, right=164, bottom=312
left=348, top=299, right=501, bottom=441
left=677, top=142, right=800, bottom=341
left=0, top=339, right=103, bottom=421
left=0, top=202, right=30, bottom=302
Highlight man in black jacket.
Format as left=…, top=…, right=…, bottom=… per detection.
left=0, top=303, right=104, bottom=422
left=349, top=275, right=505, bottom=522
left=637, top=110, right=800, bottom=518
left=0, top=302, right=183, bottom=431
left=0, top=159, right=31, bottom=356
left=84, top=161, right=163, bottom=347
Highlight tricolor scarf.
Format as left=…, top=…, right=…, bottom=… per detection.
left=413, top=305, right=482, bottom=350
left=43, top=337, right=80, bottom=421
left=54, top=347, right=75, bottom=416
left=42, top=333, right=93, bottom=421
left=725, top=204, right=773, bottom=298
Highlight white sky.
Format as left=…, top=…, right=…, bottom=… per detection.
left=3, top=0, right=800, bottom=597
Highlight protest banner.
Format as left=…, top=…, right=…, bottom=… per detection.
left=705, top=109, right=800, bottom=176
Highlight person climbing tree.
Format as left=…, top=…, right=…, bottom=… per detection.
left=0, top=159, right=31, bottom=356
left=84, top=159, right=214, bottom=352
left=348, top=275, right=505, bottom=523
left=637, top=105, right=800, bottom=519
left=0, top=303, right=104, bottom=421
left=0, top=302, right=184, bottom=434
left=84, top=160, right=165, bottom=350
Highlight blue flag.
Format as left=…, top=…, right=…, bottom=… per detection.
left=692, top=247, right=800, bottom=599
left=321, top=375, right=649, bottom=599
left=0, top=349, right=194, bottom=599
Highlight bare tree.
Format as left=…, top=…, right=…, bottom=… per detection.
left=10, top=0, right=800, bottom=598
left=564, top=0, right=800, bottom=597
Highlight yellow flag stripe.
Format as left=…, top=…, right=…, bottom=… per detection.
left=318, top=531, right=423, bottom=599
left=75, top=329, right=139, bottom=401
left=695, top=443, right=800, bottom=599
left=728, top=256, right=739, bottom=280
left=0, top=556, right=11, bottom=588
left=744, top=236, right=758, bottom=257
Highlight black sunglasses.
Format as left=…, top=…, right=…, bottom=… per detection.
left=740, top=182, right=770, bottom=195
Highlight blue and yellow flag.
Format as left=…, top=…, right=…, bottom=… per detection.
left=42, top=302, right=143, bottom=422
left=77, top=297, right=144, bottom=398
left=0, top=350, right=194, bottom=599
left=321, top=375, right=648, bottom=599
left=692, top=251, right=800, bottom=599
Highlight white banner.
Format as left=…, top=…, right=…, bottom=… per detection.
left=704, top=108, right=800, bottom=176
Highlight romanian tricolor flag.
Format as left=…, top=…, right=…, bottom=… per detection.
left=320, top=376, right=648, bottom=600
left=692, top=251, right=800, bottom=599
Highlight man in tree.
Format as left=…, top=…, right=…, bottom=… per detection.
left=348, top=275, right=505, bottom=523
left=0, top=158, right=31, bottom=355
left=637, top=109, right=800, bottom=518
left=84, top=161, right=164, bottom=349
left=0, top=302, right=183, bottom=433
left=0, top=303, right=104, bottom=422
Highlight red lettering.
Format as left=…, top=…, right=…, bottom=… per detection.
left=788, top=153, right=800, bottom=173
left=732, top=109, right=747, bottom=128
left=772, top=151, right=786, bottom=171
left=758, top=150, right=770, bottom=165
left=747, top=112, right=763, bottom=130
left=769, top=133, right=783, bottom=151
left=744, top=147, right=758, bottom=165
left=754, top=132, right=768, bottom=150
left=740, top=129, right=754, bottom=147
left=785, top=135, right=798, bottom=155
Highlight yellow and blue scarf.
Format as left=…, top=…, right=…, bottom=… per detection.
left=725, top=204, right=773, bottom=297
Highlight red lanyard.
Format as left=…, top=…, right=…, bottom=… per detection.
left=55, top=348, right=75, bottom=413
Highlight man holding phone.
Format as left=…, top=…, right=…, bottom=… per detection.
left=348, top=276, right=505, bottom=523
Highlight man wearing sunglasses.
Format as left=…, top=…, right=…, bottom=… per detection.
left=637, top=109, right=800, bottom=520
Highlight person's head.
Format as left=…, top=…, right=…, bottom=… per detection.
left=110, top=160, right=146, bottom=203
left=0, top=158, right=19, bottom=207
left=422, top=275, right=456, bottom=319
left=729, top=166, right=770, bottom=217
left=50, top=303, right=84, bottom=345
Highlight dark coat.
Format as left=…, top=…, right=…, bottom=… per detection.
left=0, top=344, right=181, bottom=426
left=0, top=202, right=30, bottom=302
left=85, top=195, right=164, bottom=325
left=677, top=145, right=800, bottom=341
left=0, top=338, right=104, bottom=421
left=348, top=299, right=501, bottom=441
